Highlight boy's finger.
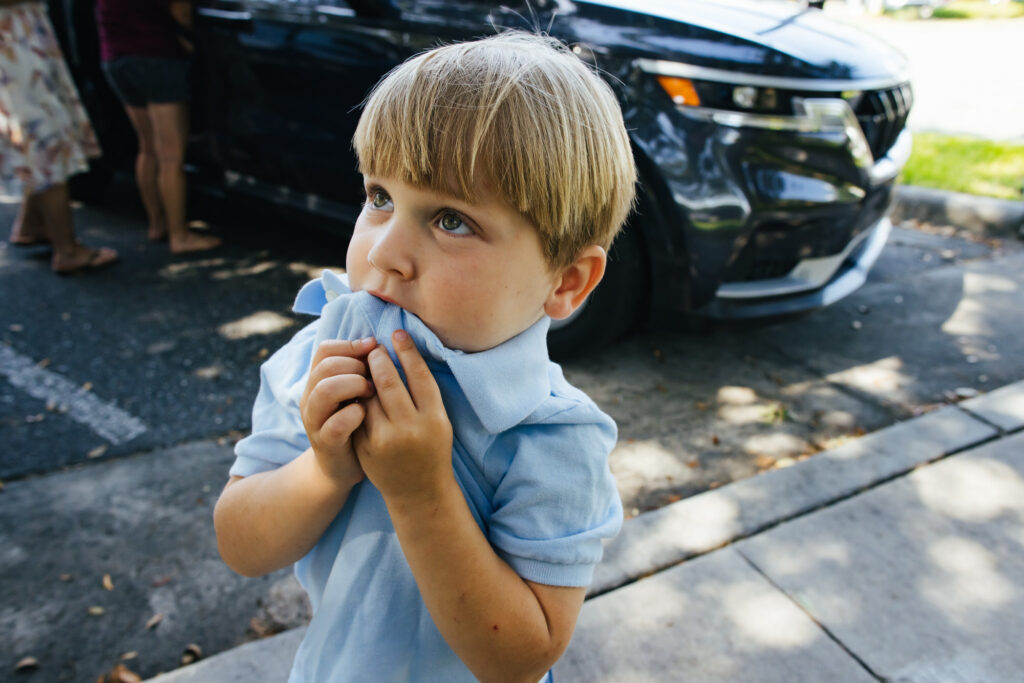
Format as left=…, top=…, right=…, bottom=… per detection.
left=320, top=400, right=367, bottom=443
left=311, top=337, right=377, bottom=367
left=366, top=345, right=414, bottom=420
left=306, top=374, right=374, bottom=428
left=391, top=330, right=443, bottom=411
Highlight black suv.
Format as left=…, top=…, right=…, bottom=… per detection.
left=50, top=0, right=912, bottom=357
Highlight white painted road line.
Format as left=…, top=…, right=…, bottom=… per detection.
left=0, top=344, right=147, bottom=445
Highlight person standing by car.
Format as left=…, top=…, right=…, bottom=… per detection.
left=1, top=0, right=119, bottom=274
left=95, top=0, right=220, bottom=254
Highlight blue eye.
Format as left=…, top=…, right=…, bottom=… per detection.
left=369, top=189, right=391, bottom=209
left=439, top=212, right=473, bottom=236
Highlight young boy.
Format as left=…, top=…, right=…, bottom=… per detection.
left=214, top=32, right=636, bottom=682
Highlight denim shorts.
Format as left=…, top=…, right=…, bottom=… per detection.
left=102, top=56, right=191, bottom=107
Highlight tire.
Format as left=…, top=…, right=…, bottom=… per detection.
left=547, top=215, right=648, bottom=361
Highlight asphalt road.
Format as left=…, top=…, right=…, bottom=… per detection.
left=3, top=13, right=1024, bottom=683
left=3, top=176, right=1023, bottom=682
left=3, top=176, right=1019, bottom=498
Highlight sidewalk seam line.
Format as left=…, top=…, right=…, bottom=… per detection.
left=954, top=404, right=1017, bottom=435
left=733, top=547, right=885, bottom=682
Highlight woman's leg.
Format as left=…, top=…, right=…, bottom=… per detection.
left=30, top=183, right=118, bottom=273
left=9, top=191, right=47, bottom=244
left=148, top=101, right=220, bottom=253
left=122, top=104, right=167, bottom=240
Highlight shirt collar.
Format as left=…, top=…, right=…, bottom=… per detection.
left=294, top=270, right=552, bottom=434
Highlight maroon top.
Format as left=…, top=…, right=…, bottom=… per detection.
left=95, top=0, right=188, bottom=62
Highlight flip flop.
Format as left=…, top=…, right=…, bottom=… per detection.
left=52, top=247, right=119, bottom=275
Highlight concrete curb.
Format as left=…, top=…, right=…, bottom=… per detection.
left=589, top=403, right=997, bottom=595
left=891, top=185, right=1024, bottom=239
left=143, top=380, right=1024, bottom=682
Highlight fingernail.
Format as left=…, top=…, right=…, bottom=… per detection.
left=393, top=329, right=410, bottom=344
left=359, top=336, right=376, bottom=348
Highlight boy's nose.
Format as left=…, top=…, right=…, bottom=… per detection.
left=366, top=220, right=416, bottom=280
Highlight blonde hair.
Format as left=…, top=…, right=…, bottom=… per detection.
left=352, top=31, right=637, bottom=269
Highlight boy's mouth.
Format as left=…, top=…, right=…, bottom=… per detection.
left=368, top=290, right=399, bottom=307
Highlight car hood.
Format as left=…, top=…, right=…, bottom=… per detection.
left=564, top=0, right=909, bottom=84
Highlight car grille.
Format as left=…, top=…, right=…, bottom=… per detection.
left=854, top=83, right=913, bottom=160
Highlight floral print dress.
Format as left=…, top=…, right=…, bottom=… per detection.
left=0, top=1, right=101, bottom=201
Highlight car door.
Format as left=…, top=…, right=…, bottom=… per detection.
left=192, top=0, right=541, bottom=225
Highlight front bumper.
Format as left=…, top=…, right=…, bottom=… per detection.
left=699, top=126, right=910, bottom=319
left=699, top=214, right=891, bottom=319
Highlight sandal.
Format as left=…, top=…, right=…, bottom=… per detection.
left=52, top=246, right=119, bottom=275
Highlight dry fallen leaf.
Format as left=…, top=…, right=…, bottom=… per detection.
left=711, top=434, right=720, bottom=445
left=686, top=460, right=699, bottom=469
left=97, top=663, right=141, bottom=683
left=88, top=606, right=105, bottom=616
left=755, top=455, right=777, bottom=470
left=120, top=652, right=138, bottom=661
left=87, top=445, right=108, bottom=459
left=37, top=357, right=51, bottom=368
left=665, top=494, right=681, bottom=504
left=15, top=656, right=39, bottom=671
left=180, top=643, right=203, bottom=665
left=146, top=613, right=164, bottom=630
left=103, top=574, right=114, bottom=591
left=82, top=381, right=94, bottom=392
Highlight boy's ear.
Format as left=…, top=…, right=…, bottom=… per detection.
left=544, top=245, right=607, bottom=320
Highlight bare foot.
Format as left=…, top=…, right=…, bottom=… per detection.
left=148, top=226, right=168, bottom=242
left=170, top=233, right=222, bottom=254
left=52, top=244, right=119, bottom=274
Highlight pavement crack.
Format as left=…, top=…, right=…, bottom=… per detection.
left=733, top=547, right=885, bottom=682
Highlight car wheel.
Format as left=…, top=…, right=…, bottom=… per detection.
left=547, top=216, right=648, bottom=360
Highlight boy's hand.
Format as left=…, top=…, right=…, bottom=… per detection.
left=300, top=338, right=378, bottom=487
left=354, top=330, right=454, bottom=507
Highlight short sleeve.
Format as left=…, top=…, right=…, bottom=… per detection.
left=230, top=320, right=320, bottom=478
left=485, top=406, right=623, bottom=587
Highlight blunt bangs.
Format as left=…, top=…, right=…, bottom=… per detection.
left=353, top=32, right=637, bottom=269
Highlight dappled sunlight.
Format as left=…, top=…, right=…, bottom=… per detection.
left=913, top=457, right=1024, bottom=522
left=717, top=386, right=758, bottom=404
left=742, top=539, right=849, bottom=579
left=211, top=261, right=277, bottom=280
left=608, top=439, right=695, bottom=513
left=742, top=432, right=809, bottom=458
left=675, top=491, right=743, bottom=552
left=288, top=263, right=338, bottom=280
left=716, top=385, right=787, bottom=426
left=942, top=271, right=1018, bottom=336
left=921, top=536, right=1018, bottom=614
left=720, top=579, right=821, bottom=648
left=159, top=257, right=229, bottom=277
left=825, top=356, right=910, bottom=397
left=217, top=311, right=296, bottom=340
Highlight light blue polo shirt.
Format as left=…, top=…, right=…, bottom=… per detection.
left=231, top=270, right=623, bottom=682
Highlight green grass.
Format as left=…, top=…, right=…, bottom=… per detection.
left=885, top=0, right=1024, bottom=19
left=901, top=133, right=1024, bottom=199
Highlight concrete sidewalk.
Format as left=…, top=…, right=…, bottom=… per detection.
left=149, top=380, right=1024, bottom=682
